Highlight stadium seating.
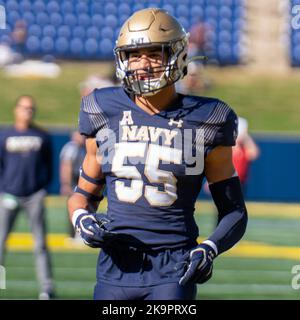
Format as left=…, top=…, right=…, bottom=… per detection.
left=0, top=0, right=247, bottom=65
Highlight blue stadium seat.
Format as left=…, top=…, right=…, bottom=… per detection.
left=28, top=24, right=42, bottom=37
left=148, top=2, right=162, bottom=8
left=73, top=26, right=85, bottom=39
left=206, top=18, right=218, bottom=30
left=220, top=6, right=232, bottom=19
left=36, top=12, right=50, bottom=27
left=205, top=30, right=217, bottom=43
left=176, top=4, right=189, bottom=18
left=7, top=11, right=21, bottom=26
left=64, top=14, right=77, bottom=28
left=22, top=12, right=35, bottom=25
left=100, top=38, right=114, bottom=56
left=58, top=26, right=71, bottom=38
left=26, top=36, right=40, bottom=54
left=91, top=14, right=104, bottom=28
left=219, top=18, right=232, bottom=31
left=0, top=35, right=11, bottom=45
left=101, top=27, right=114, bottom=40
left=61, top=1, right=74, bottom=13
left=86, top=27, right=100, bottom=39
left=85, top=38, right=98, bottom=56
left=219, top=30, right=232, bottom=42
left=47, top=1, right=60, bottom=13
left=33, top=0, right=46, bottom=13
left=91, top=2, right=103, bottom=14
left=6, top=0, right=19, bottom=12
left=77, top=14, right=90, bottom=28
left=50, top=13, right=63, bottom=28
left=115, top=28, right=121, bottom=40
left=218, top=43, right=232, bottom=59
left=15, top=0, right=245, bottom=65
left=75, top=1, right=89, bottom=14
left=176, top=0, right=189, bottom=5
left=221, top=0, right=233, bottom=6
left=55, top=37, right=69, bottom=54
left=70, top=38, right=84, bottom=55
left=43, top=25, right=56, bottom=38
left=105, top=15, right=118, bottom=29
left=119, top=15, right=129, bottom=26
left=132, top=3, right=145, bottom=12
left=41, top=36, right=54, bottom=53
left=105, top=3, right=117, bottom=16
left=205, top=6, right=218, bottom=19
left=20, top=0, right=32, bottom=12
left=118, top=3, right=131, bottom=16
left=233, top=18, right=245, bottom=30
left=190, top=5, right=204, bottom=21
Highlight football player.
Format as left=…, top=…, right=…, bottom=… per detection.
left=67, top=8, right=248, bottom=300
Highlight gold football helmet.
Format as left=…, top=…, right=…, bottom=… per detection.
left=114, top=8, right=189, bottom=96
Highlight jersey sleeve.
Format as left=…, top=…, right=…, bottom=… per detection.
left=204, top=100, right=238, bottom=156
left=78, top=90, right=109, bottom=137
left=213, top=107, right=238, bottom=147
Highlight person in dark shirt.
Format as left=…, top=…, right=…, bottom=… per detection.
left=0, top=95, right=54, bottom=300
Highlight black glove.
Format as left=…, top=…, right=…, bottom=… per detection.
left=179, top=243, right=217, bottom=286
left=74, top=212, right=116, bottom=248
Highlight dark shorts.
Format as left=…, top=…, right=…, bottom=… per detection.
left=94, top=281, right=197, bottom=300
left=94, top=244, right=197, bottom=300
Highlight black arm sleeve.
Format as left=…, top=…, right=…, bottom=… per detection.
left=208, top=176, right=248, bottom=255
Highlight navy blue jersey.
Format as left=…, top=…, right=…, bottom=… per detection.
left=78, top=87, right=237, bottom=250
left=0, top=125, right=52, bottom=196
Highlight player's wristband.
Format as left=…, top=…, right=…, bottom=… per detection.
left=72, top=208, right=88, bottom=228
left=202, top=240, right=218, bottom=256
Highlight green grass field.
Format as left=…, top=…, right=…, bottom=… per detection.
left=0, top=198, right=299, bottom=300
left=1, top=63, right=300, bottom=133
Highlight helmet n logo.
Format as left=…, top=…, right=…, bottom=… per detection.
left=130, top=37, right=149, bottom=45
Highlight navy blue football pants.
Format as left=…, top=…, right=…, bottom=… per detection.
left=94, top=281, right=197, bottom=300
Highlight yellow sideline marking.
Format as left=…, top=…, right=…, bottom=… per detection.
left=5, top=233, right=300, bottom=260
left=194, top=201, right=300, bottom=219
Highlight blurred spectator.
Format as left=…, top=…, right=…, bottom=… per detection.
left=176, top=20, right=211, bottom=94
left=11, top=20, right=27, bottom=59
left=188, top=20, right=207, bottom=57
left=0, top=40, right=17, bottom=66
left=204, top=117, right=260, bottom=198
left=79, top=73, right=116, bottom=97
left=0, top=95, right=55, bottom=299
left=59, top=131, right=86, bottom=239
left=176, top=61, right=212, bottom=94
left=233, top=117, right=260, bottom=191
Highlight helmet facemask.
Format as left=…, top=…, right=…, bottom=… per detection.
left=115, top=37, right=188, bottom=97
